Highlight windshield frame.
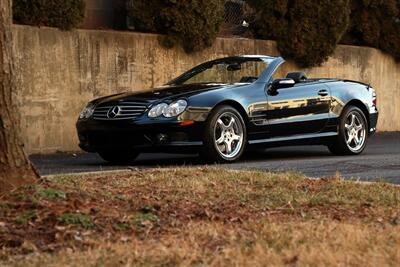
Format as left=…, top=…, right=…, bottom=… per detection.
left=167, top=55, right=281, bottom=86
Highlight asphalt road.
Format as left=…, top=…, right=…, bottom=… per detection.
left=30, top=132, right=400, bottom=184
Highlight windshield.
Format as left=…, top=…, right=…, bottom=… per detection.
left=169, top=57, right=273, bottom=85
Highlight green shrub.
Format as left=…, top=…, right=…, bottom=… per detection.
left=127, top=0, right=225, bottom=53
left=341, top=0, right=400, bottom=61
left=13, top=0, right=85, bottom=30
left=248, top=0, right=350, bottom=67
left=127, top=0, right=161, bottom=32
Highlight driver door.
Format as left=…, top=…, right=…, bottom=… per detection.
left=266, top=82, right=331, bottom=137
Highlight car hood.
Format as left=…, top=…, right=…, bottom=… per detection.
left=94, top=83, right=239, bottom=105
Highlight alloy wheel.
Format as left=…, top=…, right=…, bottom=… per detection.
left=213, top=112, right=244, bottom=159
left=344, top=112, right=366, bottom=152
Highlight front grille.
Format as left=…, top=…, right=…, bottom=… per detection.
left=93, top=101, right=149, bottom=120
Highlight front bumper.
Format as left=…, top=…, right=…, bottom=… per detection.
left=76, top=118, right=205, bottom=153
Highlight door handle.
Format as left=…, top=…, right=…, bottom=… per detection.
left=318, top=90, right=329, bottom=96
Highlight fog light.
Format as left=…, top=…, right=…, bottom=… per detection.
left=157, top=134, right=169, bottom=144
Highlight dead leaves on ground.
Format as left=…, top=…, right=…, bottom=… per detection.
left=0, top=168, right=399, bottom=259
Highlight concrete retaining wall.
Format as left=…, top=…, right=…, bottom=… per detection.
left=11, top=25, right=400, bottom=154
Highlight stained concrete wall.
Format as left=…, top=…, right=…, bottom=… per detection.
left=80, top=0, right=126, bottom=30
left=11, top=25, right=400, bottom=154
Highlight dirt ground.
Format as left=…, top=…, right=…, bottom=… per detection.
left=1, top=167, right=399, bottom=266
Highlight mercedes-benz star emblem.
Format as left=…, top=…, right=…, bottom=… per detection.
left=107, top=106, right=120, bottom=119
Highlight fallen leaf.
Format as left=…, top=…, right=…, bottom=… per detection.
left=120, top=236, right=130, bottom=242
left=21, top=240, right=38, bottom=253
left=391, top=217, right=400, bottom=225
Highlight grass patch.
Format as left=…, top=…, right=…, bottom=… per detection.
left=112, top=222, right=130, bottom=231
left=133, top=212, right=159, bottom=228
left=14, top=211, right=37, bottom=225
left=37, top=188, right=66, bottom=200
left=57, top=213, right=94, bottom=229
left=0, top=167, right=399, bottom=266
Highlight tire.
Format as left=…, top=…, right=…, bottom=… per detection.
left=98, top=150, right=139, bottom=164
left=328, top=106, right=368, bottom=155
left=200, top=105, right=247, bottom=162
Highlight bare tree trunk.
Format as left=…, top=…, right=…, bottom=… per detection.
left=0, top=0, right=38, bottom=193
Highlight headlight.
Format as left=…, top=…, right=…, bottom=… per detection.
left=148, top=100, right=188, bottom=118
left=163, top=100, right=188, bottom=118
left=79, top=103, right=95, bottom=119
left=148, top=103, right=169, bottom=118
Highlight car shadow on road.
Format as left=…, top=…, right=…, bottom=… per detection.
left=88, top=146, right=333, bottom=168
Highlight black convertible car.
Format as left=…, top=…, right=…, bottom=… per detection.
left=77, top=55, right=378, bottom=163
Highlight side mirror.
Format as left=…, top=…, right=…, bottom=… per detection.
left=268, top=78, right=295, bottom=95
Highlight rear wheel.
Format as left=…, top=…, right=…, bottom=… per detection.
left=98, top=150, right=139, bottom=164
left=201, top=105, right=247, bottom=162
left=328, top=106, right=368, bottom=155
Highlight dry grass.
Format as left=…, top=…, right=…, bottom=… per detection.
left=0, top=167, right=399, bottom=266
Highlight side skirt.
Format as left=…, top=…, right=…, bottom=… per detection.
left=248, top=132, right=338, bottom=145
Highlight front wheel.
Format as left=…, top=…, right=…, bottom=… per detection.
left=328, top=106, right=368, bottom=155
left=98, top=150, right=139, bottom=164
left=201, top=105, right=247, bottom=162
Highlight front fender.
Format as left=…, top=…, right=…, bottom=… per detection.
left=182, top=84, right=255, bottom=122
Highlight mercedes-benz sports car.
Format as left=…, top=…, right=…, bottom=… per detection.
left=76, top=55, right=378, bottom=163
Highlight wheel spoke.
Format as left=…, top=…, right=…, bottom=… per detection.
left=354, top=134, right=360, bottom=145
left=350, top=114, right=356, bottom=127
left=217, top=119, right=227, bottom=130
left=219, top=143, right=226, bottom=152
left=216, top=135, right=224, bottom=145
left=355, top=124, right=363, bottom=132
left=225, top=140, right=232, bottom=154
left=227, top=117, right=235, bottom=129
left=347, top=134, right=354, bottom=145
left=345, top=123, right=351, bottom=130
left=232, top=134, right=241, bottom=141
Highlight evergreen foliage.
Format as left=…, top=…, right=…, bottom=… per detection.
left=128, top=0, right=225, bottom=53
left=342, top=0, right=400, bottom=61
left=248, top=0, right=350, bottom=67
left=13, top=0, right=85, bottom=30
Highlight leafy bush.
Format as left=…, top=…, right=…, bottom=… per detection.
left=127, top=0, right=225, bottom=53
left=341, top=0, right=400, bottom=61
left=13, top=0, right=85, bottom=30
left=248, top=0, right=351, bottom=67
left=127, top=0, right=161, bottom=32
